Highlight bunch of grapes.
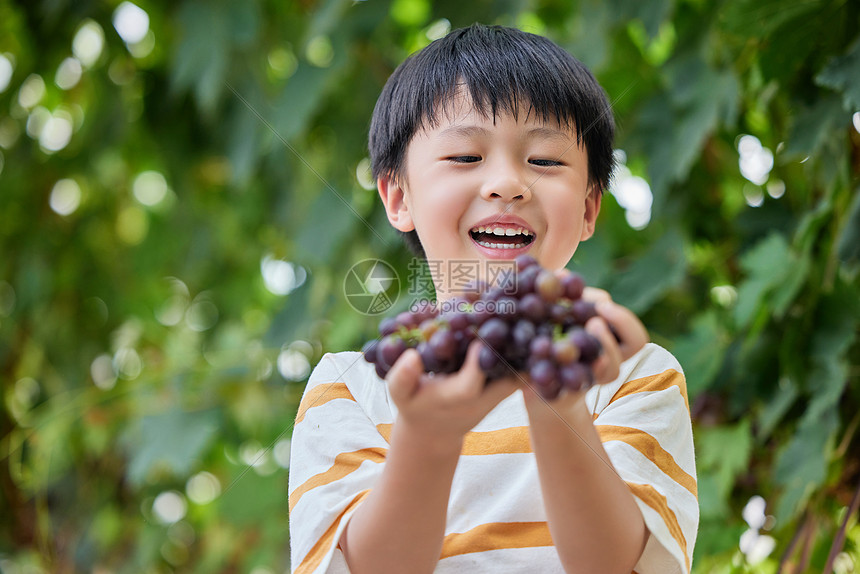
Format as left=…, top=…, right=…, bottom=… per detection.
left=361, top=255, right=605, bottom=399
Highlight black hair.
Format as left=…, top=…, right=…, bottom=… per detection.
left=368, top=23, right=615, bottom=259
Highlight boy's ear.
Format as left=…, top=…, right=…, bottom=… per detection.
left=377, top=175, right=415, bottom=232
left=580, top=185, right=602, bottom=241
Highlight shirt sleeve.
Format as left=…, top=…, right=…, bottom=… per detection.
left=591, top=344, right=698, bottom=574
left=288, top=352, right=390, bottom=574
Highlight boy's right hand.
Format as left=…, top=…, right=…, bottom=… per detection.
left=385, top=340, right=519, bottom=453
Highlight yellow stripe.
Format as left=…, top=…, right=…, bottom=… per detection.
left=376, top=424, right=531, bottom=454
left=289, top=448, right=386, bottom=512
left=294, top=489, right=370, bottom=574
left=608, top=369, right=689, bottom=411
left=441, top=521, right=553, bottom=558
left=295, top=383, right=355, bottom=424
left=627, top=482, right=690, bottom=571
left=596, top=425, right=697, bottom=498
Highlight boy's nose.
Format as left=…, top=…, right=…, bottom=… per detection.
left=480, top=172, right=533, bottom=203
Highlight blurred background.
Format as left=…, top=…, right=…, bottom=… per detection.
left=0, top=0, right=858, bottom=572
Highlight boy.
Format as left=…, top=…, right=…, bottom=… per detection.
left=289, top=24, right=697, bottom=574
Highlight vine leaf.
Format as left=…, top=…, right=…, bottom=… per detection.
left=816, top=36, right=860, bottom=111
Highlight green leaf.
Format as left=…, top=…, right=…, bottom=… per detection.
left=390, top=0, right=431, bottom=27
left=227, top=0, right=261, bottom=46
left=609, top=229, right=687, bottom=313
left=272, top=61, right=343, bottom=141
left=306, top=0, right=356, bottom=39
left=635, top=58, right=738, bottom=205
left=785, top=94, right=851, bottom=158
left=837, top=187, right=860, bottom=265
left=769, top=251, right=809, bottom=318
left=810, top=277, right=860, bottom=361
left=295, top=189, right=360, bottom=265
left=696, top=419, right=752, bottom=499
left=696, top=474, right=728, bottom=519
left=264, top=279, right=312, bottom=349
left=734, top=233, right=794, bottom=328
left=816, top=36, right=860, bottom=111
left=569, top=231, right=614, bottom=289
left=719, top=0, right=824, bottom=38
left=608, top=0, right=671, bottom=39
left=756, top=376, right=798, bottom=442
left=217, top=470, right=285, bottom=527
left=671, top=311, right=725, bottom=397
left=804, top=358, right=849, bottom=425
left=124, top=408, right=221, bottom=487
left=774, top=407, right=838, bottom=520
left=172, top=0, right=231, bottom=114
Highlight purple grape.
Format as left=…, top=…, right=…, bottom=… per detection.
left=477, top=318, right=509, bottom=350
left=379, top=317, right=398, bottom=336
left=549, top=303, right=572, bottom=326
left=529, top=334, right=553, bottom=359
left=469, top=305, right=494, bottom=326
left=571, top=300, right=597, bottom=325
left=514, top=254, right=539, bottom=271
left=512, top=319, right=536, bottom=349
left=535, top=270, right=563, bottom=302
left=529, top=359, right=557, bottom=386
left=482, top=286, right=505, bottom=302
left=445, top=311, right=470, bottom=331
left=412, top=301, right=439, bottom=323
left=396, top=311, right=418, bottom=329
left=529, top=359, right=560, bottom=400
left=562, top=272, right=585, bottom=300
left=361, top=339, right=379, bottom=363
left=520, top=293, right=546, bottom=322
left=559, top=362, right=592, bottom=391
left=478, top=344, right=501, bottom=372
left=417, top=341, right=441, bottom=373
left=495, top=296, right=520, bottom=321
left=514, top=265, right=540, bottom=296
left=375, top=362, right=388, bottom=379
left=419, top=318, right=439, bottom=339
left=552, top=337, right=580, bottom=365
left=570, top=328, right=602, bottom=363
left=378, top=335, right=407, bottom=369
left=363, top=259, right=603, bottom=388
left=429, top=328, right=456, bottom=362
left=462, top=280, right=488, bottom=302
left=536, top=323, right=555, bottom=337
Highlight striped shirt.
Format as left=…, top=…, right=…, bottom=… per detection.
left=289, top=343, right=698, bottom=573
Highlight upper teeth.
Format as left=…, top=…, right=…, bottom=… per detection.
left=472, top=226, right=533, bottom=237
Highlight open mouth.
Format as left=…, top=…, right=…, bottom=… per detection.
left=468, top=225, right=536, bottom=250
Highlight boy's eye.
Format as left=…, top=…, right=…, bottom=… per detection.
left=530, top=158, right=563, bottom=167
left=447, top=155, right=482, bottom=163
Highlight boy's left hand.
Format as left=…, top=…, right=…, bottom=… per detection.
left=581, top=286, right=649, bottom=385
left=520, top=273, right=649, bottom=409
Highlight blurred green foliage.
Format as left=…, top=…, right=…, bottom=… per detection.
left=0, top=0, right=858, bottom=572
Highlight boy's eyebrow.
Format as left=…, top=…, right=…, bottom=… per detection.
left=525, top=126, right=575, bottom=143
left=437, top=125, right=491, bottom=140
left=437, top=124, right=574, bottom=143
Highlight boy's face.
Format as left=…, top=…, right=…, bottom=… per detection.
left=378, top=91, right=600, bottom=298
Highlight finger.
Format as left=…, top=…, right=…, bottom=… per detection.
left=386, top=349, right=424, bottom=402
left=582, top=286, right=612, bottom=304
left=595, top=300, right=649, bottom=360
left=433, top=340, right=487, bottom=403
left=585, top=316, right=621, bottom=384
